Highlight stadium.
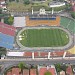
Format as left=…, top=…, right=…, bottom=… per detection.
left=16, top=26, right=72, bottom=50
left=0, top=8, right=75, bottom=59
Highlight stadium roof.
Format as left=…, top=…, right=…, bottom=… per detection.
left=0, top=22, right=16, bottom=36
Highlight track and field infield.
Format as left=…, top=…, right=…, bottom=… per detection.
left=17, top=27, right=69, bottom=48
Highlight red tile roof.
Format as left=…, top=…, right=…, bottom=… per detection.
left=72, top=5, right=75, bottom=11
left=30, top=69, right=37, bottom=75
left=48, top=68, right=55, bottom=75
left=6, top=72, right=12, bottom=75
left=66, top=66, right=73, bottom=75
left=39, top=67, right=47, bottom=75
left=7, top=68, right=21, bottom=75
left=39, top=67, right=56, bottom=75
left=23, top=69, right=29, bottom=75
left=7, top=68, right=29, bottom=75
left=0, top=0, right=5, bottom=2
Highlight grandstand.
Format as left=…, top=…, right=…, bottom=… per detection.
left=26, top=15, right=60, bottom=26
left=0, top=22, right=16, bottom=49
left=6, top=51, right=75, bottom=59
left=29, top=15, right=56, bottom=20
left=60, top=16, right=75, bottom=33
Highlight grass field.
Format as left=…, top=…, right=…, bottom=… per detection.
left=19, top=28, right=69, bottom=47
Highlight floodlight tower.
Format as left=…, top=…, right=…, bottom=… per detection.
left=32, top=7, right=34, bottom=15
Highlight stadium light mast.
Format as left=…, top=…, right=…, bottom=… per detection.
left=32, top=7, right=34, bottom=15
left=52, top=7, right=54, bottom=14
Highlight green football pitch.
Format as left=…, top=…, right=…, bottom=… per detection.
left=19, top=28, right=69, bottom=47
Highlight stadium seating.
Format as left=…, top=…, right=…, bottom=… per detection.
left=60, top=16, right=75, bottom=33
left=0, top=22, right=16, bottom=49
left=23, top=51, right=73, bottom=58
left=26, top=16, right=60, bottom=26
left=68, top=20, right=75, bottom=33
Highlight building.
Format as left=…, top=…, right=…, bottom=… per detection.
left=30, top=69, right=37, bottom=75
left=70, top=0, right=75, bottom=5
left=6, top=68, right=29, bottom=75
left=38, top=65, right=56, bottom=75
left=72, top=4, right=75, bottom=11
left=66, top=66, right=73, bottom=75
left=0, top=0, right=6, bottom=9
left=60, top=70, right=65, bottom=75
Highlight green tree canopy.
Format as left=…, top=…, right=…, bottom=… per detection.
left=18, top=62, right=25, bottom=75
left=55, top=63, right=61, bottom=72
left=61, top=65, right=68, bottom=71
left=8, top=16, right=14, bottom=25
left=71, top=12, right=75, bottom=19
left=16, top=0, right=19, bottom=2
left=0, top=47, right=7, bottom=55
left=55, top=63, right=68, bottom=72
left=23, top=0, right=30, bottom=5
left=44, top=71, right=52, bottom=75
left=4, top=16, right=14, bottom=25
left=0, top=8, right=2, bottom=14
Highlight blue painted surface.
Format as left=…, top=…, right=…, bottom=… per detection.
left=29, top=17, right=56, bottom=20
left=0, top=33, right=14, bottom=49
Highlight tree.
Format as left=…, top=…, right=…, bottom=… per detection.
left=55, top=63, right=62, bottom=72
left=71, top=12, right=75, bottom=19
left=8, top=16, right=14, bottom=25
left=18, top=62, right=25, bottom=75
left=0, top=8, right=2, bottom=14
left=44, top=71, right=52, bottom=75
left=16, top=0, right=19, bottom=2
left=0, top=47, right=7, bottom=56
left=55, top=63, right=68, bottom=73
left=65, top=3, right=71, bottom=11
left=4, top=16, right=14, bottom=25
left=61, top=64, right=68, bottom=72
left=23, top=0, right=30, bottom=5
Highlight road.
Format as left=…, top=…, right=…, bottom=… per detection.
left=0, top=58, right=75, bottom=74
